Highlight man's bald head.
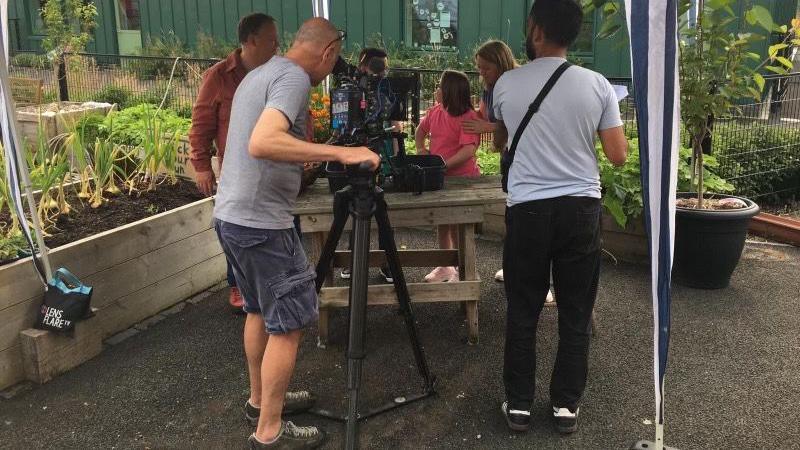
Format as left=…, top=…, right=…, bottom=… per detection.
left=285, top=17, right=343, bottom=86
left=293, top=17, right=340, bottom=47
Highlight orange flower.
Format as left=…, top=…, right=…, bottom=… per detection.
left=311, top=92, right=321, bottom=102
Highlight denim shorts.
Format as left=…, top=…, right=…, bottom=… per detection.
left=214, top=219, right=318, bottom=334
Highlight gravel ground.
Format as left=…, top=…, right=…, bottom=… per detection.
left=1, top=229, right=799, bottom=450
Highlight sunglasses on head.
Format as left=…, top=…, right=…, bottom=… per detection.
left=324, top=29, right=347, bottom=53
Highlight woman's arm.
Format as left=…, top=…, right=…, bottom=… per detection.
left=415, top=125, right=429, bottom=154
left=445, top=143, right=478, bottom=169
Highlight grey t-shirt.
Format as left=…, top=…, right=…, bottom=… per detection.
left=214, top=56, right=311, bottom=229
left=493, top=57, right=622, bottom=206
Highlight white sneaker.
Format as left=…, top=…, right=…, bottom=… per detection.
left=545, top=289, right=555, bottom=304
left=494, top=269, right=504, bottom=282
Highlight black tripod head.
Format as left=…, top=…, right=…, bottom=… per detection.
left=344, top=161, right=379, bottom=192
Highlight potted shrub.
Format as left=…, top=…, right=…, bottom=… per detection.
left=673, top=0, right=798, bottom=288
left=589, top=0, right=799, bottom=288
left=598, top=138, right=734, bottom=265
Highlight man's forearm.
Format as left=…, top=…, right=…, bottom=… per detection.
left=493, top=121, right=508, bottom=150
left=250, top=130, right=345, bottom=162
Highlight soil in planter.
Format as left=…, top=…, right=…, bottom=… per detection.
left=0, top=179, right=204, bottom=260
left=675, top=197, right=748, bottom=210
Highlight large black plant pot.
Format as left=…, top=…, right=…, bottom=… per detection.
left=673, top=193, right=760, bottom=289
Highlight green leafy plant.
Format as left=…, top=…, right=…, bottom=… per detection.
left=127, top=32, right=188, bottom=80
left=599, top=139, right=734, bottom=228
left=713, top=123, right=800, bottom=200
left=586, top=0, right=798, bottom=208
left=93, top=84, right=132, bottom=108
left=476, top=148, right=500, bottom=176
left=195, top=31, right=237, bottom=59
left=100, top=104, right=190, bottom=146
left=0, top=231, right=28, bottom=261
left=11, top=53, right=49, bottom=69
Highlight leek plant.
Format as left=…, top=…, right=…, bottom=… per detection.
left=26, top=125, right=69, bottom=228
left=0, top=145, right=21, bottom=235
left=137, top=109, right=180, bottom=191
left=59, top=116, right=96, bottom=200
left=90, top=136, right=125, bottom=208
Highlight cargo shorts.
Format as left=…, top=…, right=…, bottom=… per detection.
left=214, top=219, right=318, bottom=334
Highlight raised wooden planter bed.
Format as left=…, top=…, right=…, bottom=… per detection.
left=0, top=197, right=225, bottom=390
left=749, top=213, right=800, bottom=247
left=17, top=101, right=114, bottom=144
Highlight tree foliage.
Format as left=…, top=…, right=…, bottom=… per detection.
left=583, top=0, right=799, bottom=206
left=41, top=0, right=98, bottom=57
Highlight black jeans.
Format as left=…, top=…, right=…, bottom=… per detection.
left=503, top=196, right=602, bottom=412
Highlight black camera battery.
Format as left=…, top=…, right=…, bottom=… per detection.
left=331, top=86, right=365, bottom=132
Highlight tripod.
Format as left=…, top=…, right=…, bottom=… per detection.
left=310, top=165, right=436, bottom=449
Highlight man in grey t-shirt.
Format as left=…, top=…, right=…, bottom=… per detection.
left=213, top=18, right=379, bottom=449
left=493, top=0, right=628, bottom=436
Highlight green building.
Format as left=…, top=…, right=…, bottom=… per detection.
left=8, top=0, right=799, bottom=78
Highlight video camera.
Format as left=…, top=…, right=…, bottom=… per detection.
left=325, top=56, right=445, bottom=193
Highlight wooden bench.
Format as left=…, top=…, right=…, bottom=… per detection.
left=295, top=177, right=506, bottom=346
left=9, top=76, right=44, bottom=107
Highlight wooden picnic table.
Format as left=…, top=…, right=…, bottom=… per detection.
left=293, top=176, right=506, bottom=345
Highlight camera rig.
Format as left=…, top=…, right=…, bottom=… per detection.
left=326, top=57, right=445, bottom=192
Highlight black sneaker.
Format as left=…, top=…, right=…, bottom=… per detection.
left=245, top=391, right=318, bottom=426
left=501, top=401, right=531, bottom=432
left=247, top=421, right=325, bottom=449
left=340, top=268, right=351, bottom=279
left=552, top=406, right=579, bottom=434
left=379, top=265, right=393, bottom=283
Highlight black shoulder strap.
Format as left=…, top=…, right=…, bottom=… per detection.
left=507, top=61, right=572, bottom=159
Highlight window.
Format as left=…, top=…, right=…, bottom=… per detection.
left=405, top=0, right=459, bottom=50
left=117, top=0, right=141, bottom=31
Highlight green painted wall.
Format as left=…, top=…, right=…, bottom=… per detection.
left=8, top=0, right=799, bottom=79
left=139, top=0, right=314, bottom=48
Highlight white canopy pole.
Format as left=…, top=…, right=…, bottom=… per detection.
left=312, top=0, right=332, bottom=94
left=0, top=0, right=52, bottom=282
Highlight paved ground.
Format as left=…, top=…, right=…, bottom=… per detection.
left=1, top=229, right=799, bottom=450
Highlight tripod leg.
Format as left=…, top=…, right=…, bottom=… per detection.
left=374, top=194, right=436, bottom=392
left=314, top=188, right=352, bottom=293
left=344, top=188, right=374, bottom=450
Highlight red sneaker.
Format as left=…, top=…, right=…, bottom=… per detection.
left=229, top=287, right=244, bottom=310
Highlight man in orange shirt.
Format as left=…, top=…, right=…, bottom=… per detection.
left=190, top=13, right=279, bottom=310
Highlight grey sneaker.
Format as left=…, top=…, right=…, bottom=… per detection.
left=248, top=421, right=325, bottom=449
left=340, top=268, right=351, bottom=279
left=245, top=391, right=318, bottom=426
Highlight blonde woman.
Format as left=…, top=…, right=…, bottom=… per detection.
left=462, top=40, right=524, bottom=285
left=463, top=40, right=518, bottom=136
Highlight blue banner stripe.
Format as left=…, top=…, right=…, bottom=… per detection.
left=656, top=0, right=679, bottom=423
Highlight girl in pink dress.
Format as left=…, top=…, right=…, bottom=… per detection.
left=415, top=70, right=482, bottom=283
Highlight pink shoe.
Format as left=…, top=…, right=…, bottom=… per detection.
left=424, top=266, right=459, bottom=283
